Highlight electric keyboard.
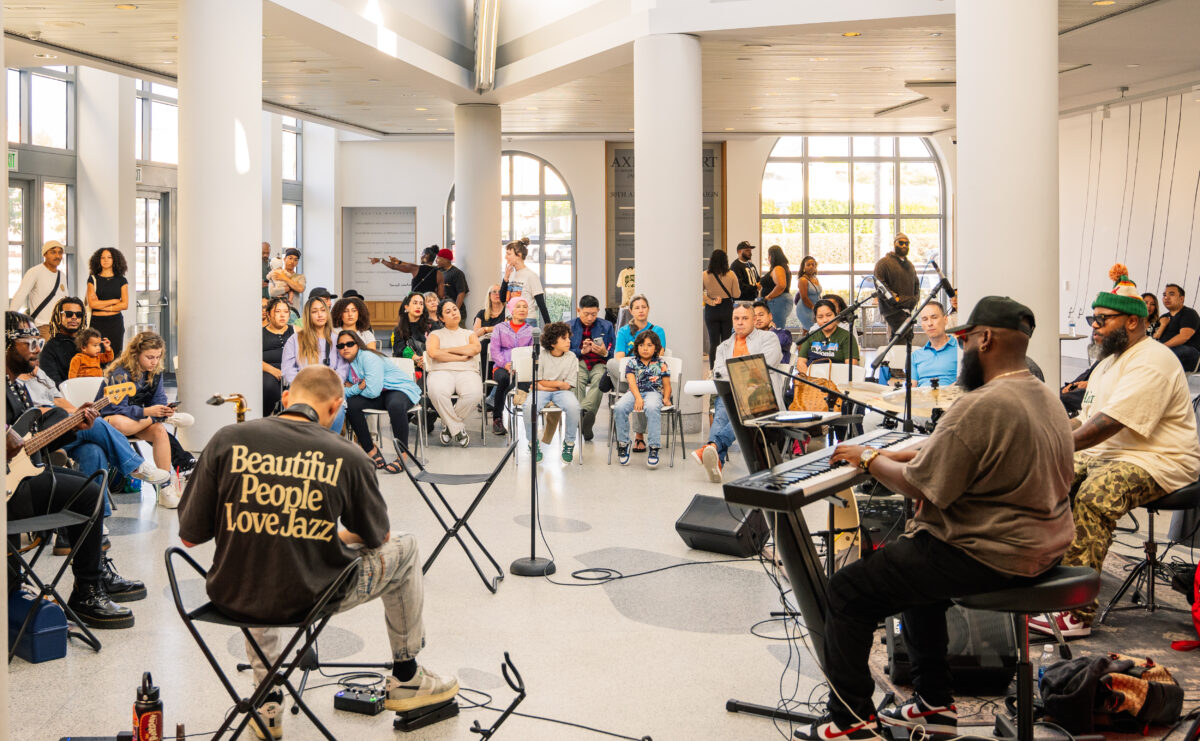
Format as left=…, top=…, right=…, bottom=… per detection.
left=723, top=429, right=927, bottom=512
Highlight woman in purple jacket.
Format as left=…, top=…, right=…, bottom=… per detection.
left=488, top=296, right=533, bottom=435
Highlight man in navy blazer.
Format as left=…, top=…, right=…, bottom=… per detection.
left=568, top=295, right=615, bottom=440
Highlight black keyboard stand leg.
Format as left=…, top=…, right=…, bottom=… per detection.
left=725, top=698, right=819, bottom=724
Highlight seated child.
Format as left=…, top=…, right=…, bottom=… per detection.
left=68, top=327, right=115, bottom=379
left=522, top=322, right=580, bottom=463
left=613, top=330, right=671, bottom=469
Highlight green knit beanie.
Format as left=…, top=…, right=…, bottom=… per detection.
left=1092, top=263, right=1148, bottom=318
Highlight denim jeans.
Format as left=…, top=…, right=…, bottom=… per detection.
left=524, top=389, right=580, bottom=443
left=64, top=418, right=146, bottom=517
left=767, top=293, right=791, bottom=329
left=709, top=397, right=737, bottom=464
left=614, top=390, right=663, bottom=448
left=248, top=532, right=426, bottom=686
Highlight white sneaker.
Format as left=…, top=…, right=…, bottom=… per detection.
left=384, top=666, right=459, bottom=712
left=157, top=484, right=181, bottom=509
left=1029, top=610, right=1091, bottom=638
left=131, top=461, right=171, bottom=485
left=250, top=690, right=284, bottom=739
left=168, top=412, right=195, bottom=428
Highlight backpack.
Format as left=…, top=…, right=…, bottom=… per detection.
left=1041, top=653, right=1182, bottom=733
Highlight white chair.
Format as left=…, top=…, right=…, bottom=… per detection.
left=60, top=377, right=103, bottom=408
left=605, top=357, right=633, bottom=465
left=423, top=351, right=488, bottom=446
left=362, top=356, right=426, bottom=464
left=511, top=346, right=583, bottom=464
left=657, top=355, right=686, bottom=467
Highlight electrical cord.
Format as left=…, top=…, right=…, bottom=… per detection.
left=1153, top=95, right=1184, bottom=289
left=457, top=686, right=652, bottom=740
left=1121, top=102, right=1145, bottom=265
left=1143, top=96, right=1172, bottom=283
left=1073, top=110, right=1098, bottom=316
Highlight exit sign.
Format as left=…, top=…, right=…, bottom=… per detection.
left=7, top=151, right=15, bottom=170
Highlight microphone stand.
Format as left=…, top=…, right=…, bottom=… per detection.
left=510, top=335, right=556, bottom=577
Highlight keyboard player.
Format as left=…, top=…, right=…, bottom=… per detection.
left=798, top=297, right=1075, bottom=741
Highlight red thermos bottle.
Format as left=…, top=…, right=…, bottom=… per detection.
left=133, top=672, right=164, bottom=741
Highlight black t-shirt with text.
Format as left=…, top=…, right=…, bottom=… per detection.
left=177, top=416, right=388, bottom=623
left=1160, top=306, right=1200, bottom=351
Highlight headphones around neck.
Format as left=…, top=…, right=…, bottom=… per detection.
left=279, top=403, right=320, bottom=423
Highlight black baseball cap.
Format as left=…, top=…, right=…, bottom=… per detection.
left=309, top=287, right=338, bottom=302
left=947, top=296, right=1035, bottom=337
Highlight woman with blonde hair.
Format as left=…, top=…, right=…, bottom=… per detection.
left=281, top=295, right=349, bottom=431
left=99, top=331, right=193, bottom=507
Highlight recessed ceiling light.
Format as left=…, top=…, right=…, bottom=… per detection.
left=367, top=78, right=381, bottom=83
left=425, top=117, right=437, bottom=121
left=786, top=76, right=801, bottom=81
left=33, top=52, right=57, bottom=59
left=921, top=76, right=935, bottom=81
left=811, top=99, right=835, bottom=104
left=415, top=107, right=428, bottom=111
left=864, top=66, right=893, bottom=72
left=750, top=106, right=762, bottom=110
left=842, top=31, right=862, bottom=37
left=809, top=57, right=828, bottom=62
left=526, top=106, right=538, bottom=110
left=159, top=60, right=174, bottom=64
left=171, top=34, right=178, bottom=40
left=764, top=92, right=780, bottom=96
left=437, top=128, right=448, bottom=131
left=627, top=128, right=634, bottom=132
left=929, top=32, right=943, bottom=37
left=114, top=3, right=137, bottom=9
left=1092, top=1, right=1115, bottom=5
left=261, top=79, right=268, bottom=84
left=1126, top=63, right=1141, bottom=68
left=724, top=127, right=735, bottom=131
left=282, top=94, right=296, bottom=100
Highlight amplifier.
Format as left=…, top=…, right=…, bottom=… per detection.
left=676, top=494, right=769, bottom=558
left=885, top=606, right=1017, bottom=692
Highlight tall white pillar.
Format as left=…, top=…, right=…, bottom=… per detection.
left=454, top=105, right=501, bottom=307
left=956, top=2, right=1059, bottom=377
left=634, top=34, right=703, bottom=413
left=177, top=0, right=262, bottom=443
left=1, top=8, right=10, bottom=737
left=303, top=122, right=339, bottom=291
left=261, top=112, right=283, bottom=252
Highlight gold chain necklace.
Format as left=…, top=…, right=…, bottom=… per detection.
left=992, top=369, right=1030, bottom=381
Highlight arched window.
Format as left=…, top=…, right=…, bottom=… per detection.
left=447, top=152, right=576, bottom=322
left=760, top=136, right=945, bottom=327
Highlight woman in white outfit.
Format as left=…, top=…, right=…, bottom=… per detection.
left=425, top=299, right=484, bottom=446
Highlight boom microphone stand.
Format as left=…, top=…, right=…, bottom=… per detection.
left=511, top=330, right=556, bottom=577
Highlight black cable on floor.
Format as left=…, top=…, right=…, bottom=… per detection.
left=458, top=686, right=652, bottom=740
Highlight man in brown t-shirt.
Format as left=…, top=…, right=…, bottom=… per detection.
left=796, top=297, right=1075, bottom=741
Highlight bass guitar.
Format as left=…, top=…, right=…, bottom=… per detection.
left=5, top=381, right=137, bottom=501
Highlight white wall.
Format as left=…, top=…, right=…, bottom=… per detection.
left=725, top=136, right=778, bottom=262
left=262, top=112, right=283, bottom=251
left=1058, top=94, right=1200, bottom=359
left=303, top=121, right=339, bottom=291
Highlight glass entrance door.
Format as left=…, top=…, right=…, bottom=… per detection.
left=134, top=192, right=170, bottom=367
left=8, top=181, right=30, bottom=296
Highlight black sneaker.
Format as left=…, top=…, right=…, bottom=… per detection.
left=492, top=419, right=507, bottom=436
left=52, top=532, right=71, bottom=556
left=795, top=714, right=878, bottom=741
left=250, top=690, right=284, bottom=740
left=879, top=694, right=957, bottom=736
left=100, top=556, right=147, bottom=602
left=67, top=583, right=134, bottom=629
left=581, top=411, right=595, bottom=441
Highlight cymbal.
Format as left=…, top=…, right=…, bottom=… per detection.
left=877, top=385, right=962, bottom=415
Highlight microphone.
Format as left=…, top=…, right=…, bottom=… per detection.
left=875, top=281, right=896, bottom=302
left=930, top=260, right=955, bottom=300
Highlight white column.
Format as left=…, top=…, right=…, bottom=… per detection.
left=177, top=0, right=262, bottom=443
left=634, top=33, right=703, bottom=413
left=956, top=2, right=1059, bottom=377
left=454, top=105, right=501, bottom=306
left=261, top=112, right=282, bottom=252
left=302, top=122, right=338, bottom=290
left=76, top=68, right=136, bottom=302
left=0, top=8, right=10, bottom=738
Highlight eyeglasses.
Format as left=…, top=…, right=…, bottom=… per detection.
left=335, top=342, right=357, bottom=350
left=1086, top=313, right=1124, bottom=326
left=896, top=240, right=910, bottom=246
left=61, top=311, right=84, bottom=318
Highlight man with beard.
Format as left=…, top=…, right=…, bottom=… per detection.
left=795, top=297, right=1075, bottom=741
left=1032, top=267, right=1200, bottom=639
left=873, top=233, right=921, bottom=339
left=41, top=296, right=87, bottom=386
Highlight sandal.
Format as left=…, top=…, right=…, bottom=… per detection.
left=368, top=450, right=387, bottom=469
left=382, top=457, right=404, bottom=475
left=632, top=439, right=647, bottom=453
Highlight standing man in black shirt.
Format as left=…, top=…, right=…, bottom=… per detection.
left=178, top=366, right=458, bottom=738
left=873, top=233, right=921, bottom=339
left=1155, top=283, right=1200, bottom=370
left=436, top=248, right=469, bottom=309
left=40, top=297, right=86, bottom=386
left=730, top=241, right=761, bottom=301
left=6, top=311, right=144, bottom=628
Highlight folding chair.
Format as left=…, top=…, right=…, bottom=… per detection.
left=7, top=468, right=107, bottom=661
left=395, top=439, right=517, bottom=593
left=165, top=546, right=361, bottom=741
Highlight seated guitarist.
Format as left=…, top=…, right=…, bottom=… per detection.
left=798, top=298, right=1075, bottom=741
left=6, top=311, right=144, bottom=628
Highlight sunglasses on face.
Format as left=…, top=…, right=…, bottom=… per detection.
left=1087, top=313, right=1125, bottom=326
left=61, top=311, right=84, bottom=318
left=14, top=337, right=44, bottom=350
left=335, top=342, right=357, bottom=350
left=896, top=240, right=910, bottom=246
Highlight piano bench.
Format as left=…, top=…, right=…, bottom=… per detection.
left=952, top=566, right=1100, bottom=741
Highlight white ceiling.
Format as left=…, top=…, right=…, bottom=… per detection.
left=3, top=0, right=1197, bottom=137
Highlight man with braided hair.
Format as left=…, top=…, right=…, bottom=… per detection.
left=41, top=296, right=87, bottom=386
left=1033, top=265, right=1200, bottom=639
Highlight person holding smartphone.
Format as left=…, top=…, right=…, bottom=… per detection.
left=568, top=295, right=614, bottom=441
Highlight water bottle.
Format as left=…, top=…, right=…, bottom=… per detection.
left=1036, top=644, right=1055, bottom=683
left=133, top=672, right=164, bottom=741
left=1068, top=311, right=1077, bottom=337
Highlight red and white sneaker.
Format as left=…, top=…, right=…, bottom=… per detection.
left=794, top=714, right=878, bottom=741
left=1029, top=611, right=1091, bottom=638
left=689, top=443, right=723, bottom=483
left=879, top=694, right=957, bottom=736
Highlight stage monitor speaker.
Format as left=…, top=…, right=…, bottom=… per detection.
left=885, top=606, right=1017, bottom=692
left=675, top=494, right=769, bottom=558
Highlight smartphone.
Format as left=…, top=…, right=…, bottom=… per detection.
left=168, top=402, right=181, bottom=409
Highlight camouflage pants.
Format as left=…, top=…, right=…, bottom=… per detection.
left=1062, top=454, right=1165, bottom=620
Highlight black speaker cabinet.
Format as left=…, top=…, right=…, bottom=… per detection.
left=885, top=605, right=1017, bottom=692
left=675, top=494, right=770, bottom=558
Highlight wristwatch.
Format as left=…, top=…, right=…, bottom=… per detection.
left=858, top=448, right=880, bottom=474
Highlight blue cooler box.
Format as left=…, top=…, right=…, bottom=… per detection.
left=8, top=591, right=68, bottom=663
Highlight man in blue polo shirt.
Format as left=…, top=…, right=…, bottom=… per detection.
left=912, top=301, right=959, bottom=387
